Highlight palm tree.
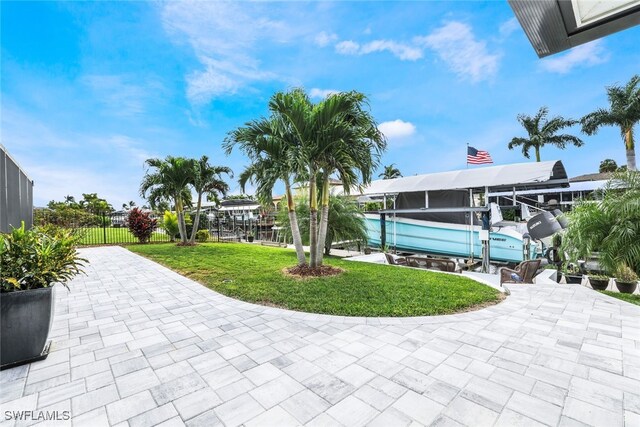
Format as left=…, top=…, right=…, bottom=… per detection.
left=562, top=171, right=640, bottom=275
left=322, top=194, right=368, bottom=256
left=311, top=92, right=385, bottom=267
left=269, top=89, right=385, bottom=267
left=140, top=156, right=195, bottom=244
left=581, top=75, right=640, bottom=171
left=379, top=164, right=402, bottom=179
left=224, top=116, right=308, bottom=266
left=508, top=107, right=583, bottom=162
left=189, top=156, right=232, bottom=243
left=277, top=193, right=368, bottom=256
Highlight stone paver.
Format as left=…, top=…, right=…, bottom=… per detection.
left=2, top=246, right=639, bottom=426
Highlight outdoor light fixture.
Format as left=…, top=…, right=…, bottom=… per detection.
left=508, top=0, right=640, bottom=57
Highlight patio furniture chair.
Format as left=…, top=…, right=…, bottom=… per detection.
left=499, top=259, right=542, bottom=286
left=406, top=257, right=458, bottom=273
left=384, top=253, right=408, bottom=266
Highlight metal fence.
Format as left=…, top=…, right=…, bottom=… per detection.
left=1, top=145, right=34, bottom=233
left=34, top=209, right=281, bottom=246
left=34, top=210, right=171, bottom=245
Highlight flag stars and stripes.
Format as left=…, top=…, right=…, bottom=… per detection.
left=467, top=146, right=493, bottom=164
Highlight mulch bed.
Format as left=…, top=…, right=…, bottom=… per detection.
left=283, top=264, right=344, bottom=279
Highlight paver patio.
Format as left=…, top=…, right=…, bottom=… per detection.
left=1, top=246, right=639, bottom=426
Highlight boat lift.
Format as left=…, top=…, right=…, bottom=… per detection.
left=361, top=161, right=570, bottom=273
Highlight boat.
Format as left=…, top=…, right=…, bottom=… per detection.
left=364, top=214, right=529, bottom=263
left=358, top=160, right=569, bottom=266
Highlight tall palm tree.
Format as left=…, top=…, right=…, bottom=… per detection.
left=379, top=164, right=402, bottom=179
left=269, top=89, right=385, bottom=267
left=189, top=156, right=232, bottom=243
left=310, top=92, right=385, bottom=267
left=508, top=107, right=583, bottom=162
left=224, top=116, right=308, bottom=266
left=140, top=156, right=194, bottom=244
left=581, top=75, right=640, bottom=171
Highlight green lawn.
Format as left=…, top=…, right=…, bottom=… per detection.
left=600, top=291, right=640, bottom=306
left=128, top=243, right=502, bottom=317
left=78, top=227, right=168, bottom=245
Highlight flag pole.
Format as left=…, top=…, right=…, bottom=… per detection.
left=466, top=143, right=469, bottom=169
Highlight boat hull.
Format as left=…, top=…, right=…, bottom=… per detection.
left=365, top=214, right=526, bottom=263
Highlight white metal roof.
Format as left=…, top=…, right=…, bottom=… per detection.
left=218, top=204, right=261, bottom=212
left=360, top=161, right=568, bottom=196
left=489, top=179, right=607, bottom=197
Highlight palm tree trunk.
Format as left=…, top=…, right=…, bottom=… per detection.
left=535, top=146, right=541, bottom=162
left=189, top=193, right=203, bottom=243
left=625, top=128, right=637, bottom=171
left=315, top=177, right=330, bottom=266
left=309, top=177, right=318, bottom=268
left=176, top=198, right=187, bottom=243
left=285, top=183, right=307, bottom=266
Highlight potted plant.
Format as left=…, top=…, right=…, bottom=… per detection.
left=587, top=272, right=610, bottom=291
left=247, top=231, right=255, bottom=243
left=614, top=264, right=638, bottom=294
left=563, top=263, right=583, bottom=285
left=0, top=223, right=85, bottom=369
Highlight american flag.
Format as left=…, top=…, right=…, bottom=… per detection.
left=467, top=146, right=493, bottom=165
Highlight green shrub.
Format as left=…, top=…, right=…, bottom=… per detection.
left=34, top=207, right=100, bottom=227
left=615, top=264, right=638, bottom=282
left=184, top=213, right=207, bottom=237
left=562, top=171, right=640, bottom=276
left=98, top=215, right=112, bottom=228
left=162, top=211, right=179, bottom=242
left=0, top=222, right=86, bottom=292
left=196, top=229, right=209, bottom=242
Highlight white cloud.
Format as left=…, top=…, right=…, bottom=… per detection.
left=416, top=22, right=500, bottom=82
left=335, top=40, right=360, bottom=55
left=335, top=39, right=421, bottom=61
left=315, top=31, right=338, bottom=47
left=99, top=135, right=155, bottom=166
left=82, top=74, right=162, bottom=117
left=499, top=17, right=520, bottom=37
left=161, top=1, right=310, bottom=104
left=309, top=88, right=339, bottom=99
left=332, top=21, right=497, bottom=75
left=378, top=120, right=417, bottom=140
left=360, top=40, right=423, bottom=61
left=540, top=40, right=608, bottom=74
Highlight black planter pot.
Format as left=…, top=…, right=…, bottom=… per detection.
left=564, top=274, right=583, bottom=284
left=589, top=278, right=610, bottom=291
left=615, top=279, right=638, bottom=294
left=247, top=236, right=254, bottom=243
left=1, top=286, right=55, bottom=370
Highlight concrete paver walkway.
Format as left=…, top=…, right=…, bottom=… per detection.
left=1, top=246, right=639, bottom=426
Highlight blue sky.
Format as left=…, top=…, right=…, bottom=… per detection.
left=2, top=1, right=639, bottom=207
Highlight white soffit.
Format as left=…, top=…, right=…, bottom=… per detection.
left=572, top=0, right=640, bottom=27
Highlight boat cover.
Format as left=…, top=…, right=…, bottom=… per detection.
left=360, top=160, right=568, bottom=196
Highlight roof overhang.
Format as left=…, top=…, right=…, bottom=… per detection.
left=219, top=204, right=261, bottom=212
left=359, top=160, right=569, bottom=197
left=489, top=179, right=608, bottom=196
left=508, top=0, right=640, bottom=57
